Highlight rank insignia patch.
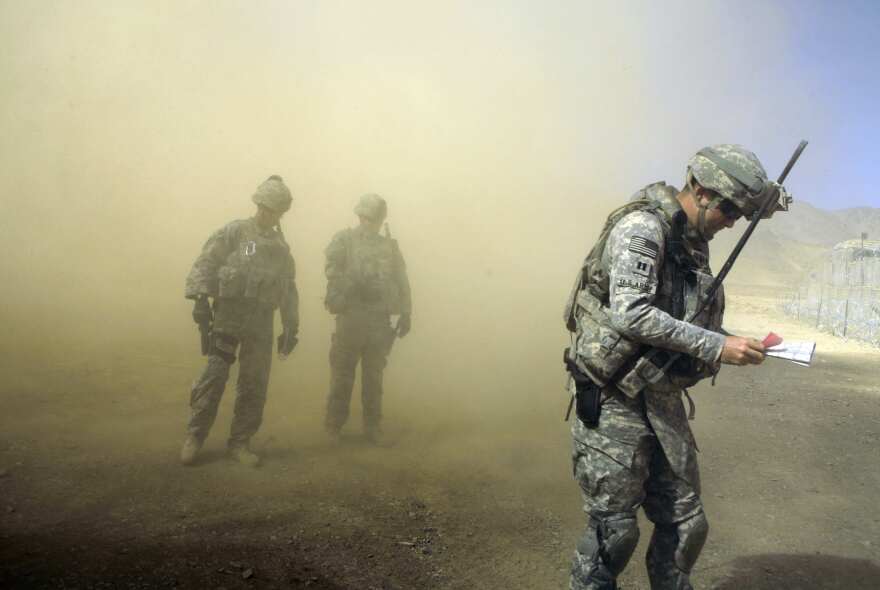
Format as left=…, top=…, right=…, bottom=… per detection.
left=244, top=241, right=257, bottom=256
left=634, top=260, right=653, bottom=277
left=629, top=236, right=659, bottom=260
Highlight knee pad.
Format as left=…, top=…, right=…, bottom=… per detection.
left=599, top=515, right=641, bottom=576
left=648, top=510, right=709, bottom=577
left=674, top=511, right=708, bottom=573
left=576, top=515, right=640, bottom=577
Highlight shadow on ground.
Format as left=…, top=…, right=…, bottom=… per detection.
left=0, top=531, right=351, bottom=590
left=0, top=503, right=439, bottom=590
left=712, top=553, right=880, bottom=590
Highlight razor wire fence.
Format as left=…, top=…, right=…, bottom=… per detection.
left=781, top=240, right=880, bottom=346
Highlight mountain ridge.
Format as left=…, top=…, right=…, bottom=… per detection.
left=712, top=201, right=880, bottom=286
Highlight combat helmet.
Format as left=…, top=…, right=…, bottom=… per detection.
left=354, top=193, right=388, bottom=221
left=687, top=144, right=789, bottom=221
left=252, top=175, right=292, bottom=213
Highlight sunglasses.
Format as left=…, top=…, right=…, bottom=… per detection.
left=718, top=199, right=744, bottom=220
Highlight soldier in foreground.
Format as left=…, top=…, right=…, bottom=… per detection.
left=563, top=145, right=790, bottom=589
left=180, top=175, right=299, bottom=467
left=323, top=194, right=411, bottom=444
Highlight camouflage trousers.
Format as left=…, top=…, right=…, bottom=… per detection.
left=325, top=309, right=395, bottom=433
left=187, top=301, right=274, bottom=448
left=569, top=390, right=707, bottom=590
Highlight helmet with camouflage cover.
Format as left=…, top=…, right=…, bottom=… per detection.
left=354, top=193, right=388, bottom=221
left=252, top=175, right=292, bottom=213
left=687, top=144, right=774, bottom=220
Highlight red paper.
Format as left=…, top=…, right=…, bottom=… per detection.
left=762, top=332, right=783, bottom=348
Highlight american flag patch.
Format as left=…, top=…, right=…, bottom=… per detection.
left=628, top=236, right=659, bottom=259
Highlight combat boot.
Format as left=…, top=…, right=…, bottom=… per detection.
left=228, top=444, right=261, bottom=467
left=180, top=435, right=202, bottom=466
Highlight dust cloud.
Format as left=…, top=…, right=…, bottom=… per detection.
left=0, top=0, right=819, bottom=473
left=0, top=2, right=655, bottom=419
left=4, top=3, right=873, bottom=589
left=0, top=1, right=812, bottom=391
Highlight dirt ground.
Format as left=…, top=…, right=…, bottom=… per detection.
left=2, top=284, right=879, bottom=589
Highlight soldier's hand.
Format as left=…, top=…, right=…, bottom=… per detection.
left=720, top=335, right=765, bottom=366
left=396, top=314, right=411, bottom=338
left=277, top=328, right=298, bottom=359
left=192, top=296, right=212, bottom=325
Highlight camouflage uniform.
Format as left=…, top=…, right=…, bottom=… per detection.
left=184, top=180, right=298, bottom=451
left=565, top=184, right=724, bottom=590
left=323, top=198, right=411, bottom=436
left=564, top=144, right=780, bottom=589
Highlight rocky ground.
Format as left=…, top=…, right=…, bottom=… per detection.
left=1, top=284, right=879, bottom=589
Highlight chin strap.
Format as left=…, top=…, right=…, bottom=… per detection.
left=691, top=192, right=710, bottom=240
left=690, top=190, right=724, bottom=241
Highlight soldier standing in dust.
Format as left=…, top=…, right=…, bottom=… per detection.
left=180, top=175, right=299, bottom=467
left=323, top=194, right=411, bottom=443
left=563, top=146, right=789, bottom=589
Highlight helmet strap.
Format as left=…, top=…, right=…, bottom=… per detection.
left=688, top=181, right=728, bottom=240
left=691, top=191, right=711, bottom=241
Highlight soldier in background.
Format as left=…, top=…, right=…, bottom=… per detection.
left=323, top=193, right=411, bottom=444
left=563, top=146, right=782, bottom=589
left=180, top=175, right=299, bottom=467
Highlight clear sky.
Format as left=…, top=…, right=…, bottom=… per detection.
left=788, top=0, right=880, bottom=209
left=628, top=0, right=880, bottom=209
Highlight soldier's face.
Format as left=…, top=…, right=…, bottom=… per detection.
left=257, top=206, right=284, bottom=228
left=700, top=196, right=739, bottom=237
left=359, top=215, right=384, bottom=233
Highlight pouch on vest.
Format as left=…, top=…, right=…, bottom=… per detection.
left=244, top=268, right=284, bottom=306
left=617, top=350, right=678, bottom=396
left=244, top=269, right=261, bottom=299
left=689, top=269, right=725, bottom=330
left=572, top=290, right=642, bottom=389
left=217, top=266, right=245, bottom=298
left=617, top=348, right=714, bottom=396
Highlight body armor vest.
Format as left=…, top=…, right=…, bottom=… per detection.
left=216, top=219, right=293, bottom=309
left=338, top=228, right=405, bottom=315
left=563, top=183, right=724, bottom=396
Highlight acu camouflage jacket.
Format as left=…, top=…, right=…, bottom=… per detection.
left=185, top=217, right=299, bottom=330
left=565, top=182, right=726, bottom=395
left=324, top=226, right=411, bottom=316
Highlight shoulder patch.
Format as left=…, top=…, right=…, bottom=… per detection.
left=628, top=236, right=660, bottom=259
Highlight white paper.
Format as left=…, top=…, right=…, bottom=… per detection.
left=766, top=341, right=816, bottom=367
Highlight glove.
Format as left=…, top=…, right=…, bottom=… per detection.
left=277, top=327, right=299, bottom=357
left=192, top=296, right=212, bottom=325
left=396, top=314, right=411, bottom=338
